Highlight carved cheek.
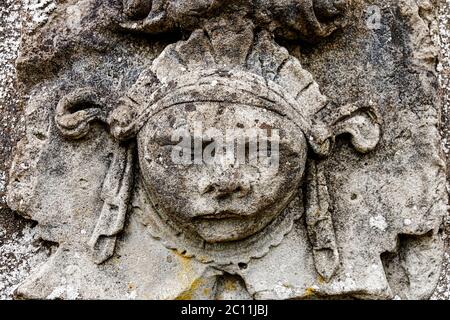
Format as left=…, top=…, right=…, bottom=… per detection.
left=137, top=133, right=157, bottom=179
left=277, top=147, right=307, bottom=188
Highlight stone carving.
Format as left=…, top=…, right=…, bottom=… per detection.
left=120, top=0, right=348, bottom=40
left=5, top=0, right=447, bottom=299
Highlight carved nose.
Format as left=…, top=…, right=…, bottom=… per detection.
left=201, top=180, right=251, bottom=200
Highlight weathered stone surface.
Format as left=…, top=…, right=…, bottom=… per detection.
left=0, top=0, right=54, bottom=300
left=0, top=0, right=449, bottom=300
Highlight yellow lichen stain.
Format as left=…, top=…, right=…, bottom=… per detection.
left=198, top=255, right=210, bottom=264
left=175, top=278, right=204, bottom=300
left=317, top=275, right=325, bottom=284
left=111, top=255, right=121, bottom=265
left=203, top=288, right=210, bottom=296
left=171, top=249, right=191, bottom=260
left=303, top=287, right=316, bottom=298
left=171, top=249, right=202, bottom=300
left=223, top=279, right=237, bottom=292
left=172, top=249, right=194, bottom=281
left=74, top=209, right=83, bottom=217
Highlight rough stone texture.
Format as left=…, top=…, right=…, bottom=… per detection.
left=0, top=0, right=54, bottom=300
left=0, top=0, right=448, bottom=300
left=431, top=0, right=450, bottom=301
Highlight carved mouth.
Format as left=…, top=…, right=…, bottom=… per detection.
left=197, top=210, right=243, bottom=220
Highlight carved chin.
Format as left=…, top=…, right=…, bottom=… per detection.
left=132, top=175, right=304, bottom=265
left=149, top=199, right=289, bottom=244
left=192, top=216, right=275, bottom=243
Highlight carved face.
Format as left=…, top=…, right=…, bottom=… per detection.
left=137, top=102, right=307, bottom=243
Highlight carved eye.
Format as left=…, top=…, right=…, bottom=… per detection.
left=123, top=0, right=152, bottom=19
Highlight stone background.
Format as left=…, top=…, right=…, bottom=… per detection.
left=0, top=0, right=448, bottom=299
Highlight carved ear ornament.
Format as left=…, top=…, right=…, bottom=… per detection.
left=89, top=144, right=134, bottom=264
left=55, top=88, right=108, bottom=139
left=54, top=89, right=135, bottom=263
left=308, top=103, right=382, bottom=157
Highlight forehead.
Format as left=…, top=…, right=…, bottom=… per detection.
left=146, top=102, right=301, bottom=132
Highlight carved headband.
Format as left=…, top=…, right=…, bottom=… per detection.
left=108, top=69, right=312, bottom=140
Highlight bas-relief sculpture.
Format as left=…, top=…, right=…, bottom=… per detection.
left=6, top=0, right=447, bottom=299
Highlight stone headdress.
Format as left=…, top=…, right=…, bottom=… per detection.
left=54, top=21, right=380, bottom=280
